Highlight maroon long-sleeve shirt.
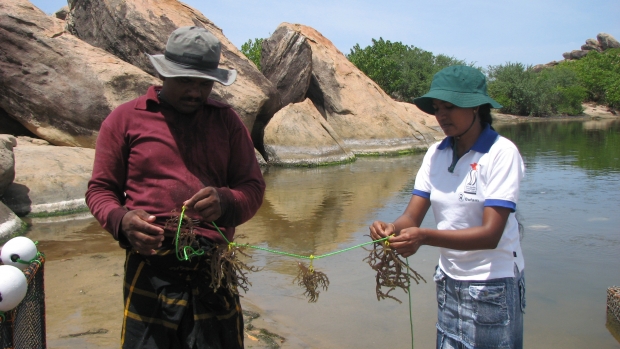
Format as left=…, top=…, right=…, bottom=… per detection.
left=85, top=86, right=265, bottom=245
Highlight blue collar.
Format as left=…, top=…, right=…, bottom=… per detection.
left=437, top=123, right=498, bottom=154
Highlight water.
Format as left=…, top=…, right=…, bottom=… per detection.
left=25, top=119, right=620, bottom=348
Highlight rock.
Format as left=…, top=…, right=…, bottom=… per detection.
left=263, top=23, right=441, bottom=155
left=55, top=6, right=69, bottom=20
left=1, top=137, right=94, bottom=217
left=65, top=0, right=281, bottom=153
left=264, top=99, right=355, bottom=166
left=0, top=201, right=24, bottom=241
left=597, top=33, right=620, bottom=50
left=261, top=26, right=313, bottom=106
left=581, top=44, right=601, bottom=52
left=562, top=52, right=572, bottom=60
left=0, top=107, right=37, bottom=138
left=0, top=0, right=160, bottom=148
left=0, top=135, right=16, bottom=196
left=569, top=50, right=589, bottom=60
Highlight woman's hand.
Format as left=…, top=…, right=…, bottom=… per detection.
left=369, top=220, right=396, bottom=241
left=388, top=227, right=425, bottom=258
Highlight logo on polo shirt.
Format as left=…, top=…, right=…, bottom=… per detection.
left=464, top=162, right=478, bottom=194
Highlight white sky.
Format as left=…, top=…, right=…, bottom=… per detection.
left=31, top=0, right=620, bottom=68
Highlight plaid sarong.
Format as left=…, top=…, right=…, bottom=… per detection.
left=121, top=239, right=244, bottom=349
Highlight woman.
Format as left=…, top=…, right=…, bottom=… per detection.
left=370, top=65, right=525, bottom=349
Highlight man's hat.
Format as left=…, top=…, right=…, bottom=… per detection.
left=147, top=26, right=237, bottom=86
left=413, top=65, right=501, bottom=115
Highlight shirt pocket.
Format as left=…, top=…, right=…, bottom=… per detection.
left=469, top=283, right=509, bottom=326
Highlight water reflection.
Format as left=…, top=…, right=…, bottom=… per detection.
left=236, top=155, right=423, bottom=276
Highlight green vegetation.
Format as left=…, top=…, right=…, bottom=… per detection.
left=345, top=38, right=619, bottom=116
left=487, top=63, right=587, bottom=116
left=346, top=38, right=469, bottom=103
left=557, top=48, right=620, bottom=109
left=242, top=34, right=619, bottom=117
left=240, top=38, right=264, bottom=70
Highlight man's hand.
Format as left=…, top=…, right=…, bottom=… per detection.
left=121, top=210, right=164, bottom=255
left=183, top=187, right=222, bottom=222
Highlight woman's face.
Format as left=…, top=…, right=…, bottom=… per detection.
left=431, top=99, right=477, bottom=137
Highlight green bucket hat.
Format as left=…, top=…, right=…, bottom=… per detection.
left=413, top=65, right=502, bottom=115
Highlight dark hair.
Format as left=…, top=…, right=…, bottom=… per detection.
left=478, top=104, right=493, bottom=126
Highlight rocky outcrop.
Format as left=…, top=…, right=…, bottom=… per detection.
left=1, top=137, right=94, bottom=217
left=0, top=135, right=16, bottom=196
left=264, top=99, right=355, bottom=166
left=262, top=23, right=441, bottom=156
left=65, top=0, right=281, bottom=152
left=261, top=27, right=313, bottom=106
left=561, top=32, right=619, bottom=61
left=0, top=0, right=160, bottom=148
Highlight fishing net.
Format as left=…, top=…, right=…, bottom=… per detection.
left=607, top=286, right=620, bottom=342
left=0, top=255, right=46, bottom=349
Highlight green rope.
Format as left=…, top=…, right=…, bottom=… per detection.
left=406, top=257, right=415, bottom=349
left=175, top=207, right=415, bottom=348
left=174, top=206, right=204, bottom=261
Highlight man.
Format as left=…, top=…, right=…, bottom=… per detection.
left=86, top=26, right=265, bottom=349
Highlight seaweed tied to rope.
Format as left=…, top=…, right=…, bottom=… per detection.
left=294, top=259, right=330, bottom=303
left=205, top=240, right=261, bottom=295
left=363, top=236, right=426, bottom=303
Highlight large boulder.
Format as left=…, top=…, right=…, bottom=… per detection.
left=597, top=33, right=620, bottom=51
left=264, top=99, right=355, bottom=166
left=65, top=0, right=281, bottom=152
left=261, top=27, right=313, bottom=106
left=0, top=135, right=16, bottom=196
left=1, top=137, right=94, bottom=217
left=263, top=23, right=441, bottom=155
left=0, top=201, right=24, bottom=241
left=0, top=0, right=159, bottom=148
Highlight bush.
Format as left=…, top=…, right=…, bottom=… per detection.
left=487, top=63, right=586, bottom=116
left=241, top=38, right=264, bottom=70
left=559, top=48, right=620, bottom=109
left=347, top=38, right=468, bottom=102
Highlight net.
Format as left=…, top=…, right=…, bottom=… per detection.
left=0, top=255, right=46, bottom=349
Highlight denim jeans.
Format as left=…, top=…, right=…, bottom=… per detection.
left=434, top=265, right=525, bottom=349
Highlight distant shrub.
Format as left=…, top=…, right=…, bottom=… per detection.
left=559, top=48, right=620, bottom=109
left=241, top=38, right=264, bottom=70
left=487, top=63, right=586, bottom=116
left=347, top=38, right=469, bottom=102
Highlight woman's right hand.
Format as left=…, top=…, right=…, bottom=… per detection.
left=369, top=220, right=396, bottom=241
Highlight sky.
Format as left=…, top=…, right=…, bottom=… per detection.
left=31, top=0, right=620, bottom=69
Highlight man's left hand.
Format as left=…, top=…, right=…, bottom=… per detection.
left=183, top=187, right=222, bottom=222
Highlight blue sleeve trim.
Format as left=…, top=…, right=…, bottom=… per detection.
left=485, top=199, right=516, bottom=212
left=412, top=189, right=430, bottom=199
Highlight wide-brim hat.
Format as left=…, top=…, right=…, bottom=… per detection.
left=147, top=26, right=237, bottom=86
left=413, top=65, right=501, bottom=115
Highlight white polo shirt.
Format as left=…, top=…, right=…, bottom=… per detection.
left=413, top=124, right=525, bottom=280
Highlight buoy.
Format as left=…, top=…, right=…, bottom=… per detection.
left=0, top=265, right=28, bottom=312
left=0, top=236, right=38, bottom=270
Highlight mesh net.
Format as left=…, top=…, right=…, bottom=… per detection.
left=0, top=255, right=46, bottom=349
left=607, top=286, right=620, bottom=343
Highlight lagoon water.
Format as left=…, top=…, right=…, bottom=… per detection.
left=29, top=119, right=620, bottom=348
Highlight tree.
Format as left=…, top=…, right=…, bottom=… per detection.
left=241, top=38, right=264, bottom=70
left=347, top=38, right=468, bottom=102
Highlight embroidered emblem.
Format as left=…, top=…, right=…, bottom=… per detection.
left=464, top=162, right=479, bottom=194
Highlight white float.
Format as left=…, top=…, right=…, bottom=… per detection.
left=0, top=265, right=28, bottom=312
left=1, top=236, right=38, bottom=270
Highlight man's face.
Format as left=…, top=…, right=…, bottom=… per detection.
left=159, top=77, right=215, bottom=114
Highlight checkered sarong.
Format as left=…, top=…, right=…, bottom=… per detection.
left=121, top=240, right=243, bottom=349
